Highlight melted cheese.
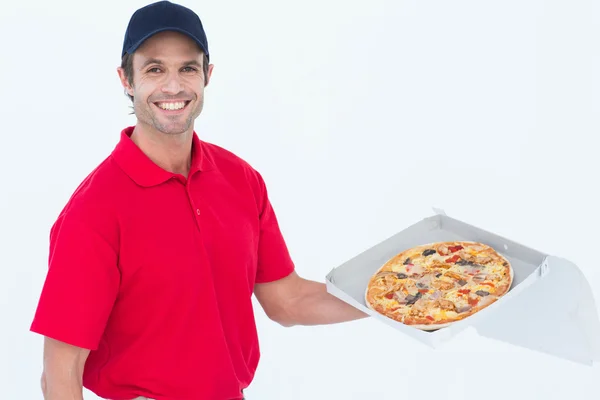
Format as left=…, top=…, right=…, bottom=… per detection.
left=443, top=289, right=468, bottom=306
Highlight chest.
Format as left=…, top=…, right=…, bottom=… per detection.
left=116, top=176, right=260, bottom=297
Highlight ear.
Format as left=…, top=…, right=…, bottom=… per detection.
left=117, top=67, right=134, bottom=97
left=204, top=63, right=215, bottom=87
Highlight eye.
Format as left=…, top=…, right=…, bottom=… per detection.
left=147, top=67, right=162, bottom=73
left=182, top=66, right=198, bottom=73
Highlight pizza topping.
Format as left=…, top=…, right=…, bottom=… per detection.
left=456, top=305, right=472, bottom=313
left=405, top=292, right=423, bottom=305
left=445, top=255, right=461, bottom=264
left=458, top=289, right=471, bottom=294
left=435, top=273, right=442, bottom=278
left=478, top=294, right=496, bottom=308
left=430, top=290, right=443, bottom=300
left=461, top=264, right=483, bottom=275
left=417, top=273, right=434, bottom=285
left=448, top=245, right=463, bottom=253
left=477, top=256, right=492, bottom=264
left=456, top=259, right=480, bottom=267
left=432, top=280, right=455, bottom=291
left=475, top=290, right=490, bottom=297
left=407, top=263, right=426, bottom=276
left=396, top=273, right=408, bottom=279
left=393, top=291, right=408, bottom=304
left=457, top=279, right=467, bottom=286
left=444, top=271, right=465, bottom=281
left=375, top=271, right=397, bottom=280
left=461, top=252, right=492, bottom=265
left=468, top=296, right=480, bottom=306
left=472, top=273, right=488, bottom=283
left=403, top=257, right=412, bottom=265
left=437, top=243, right=457, bottom=256
left=435, top=299, right=456, bottom=312
left=422, top=249, right=437, bottom=256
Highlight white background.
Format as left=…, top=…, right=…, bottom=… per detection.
left=1, top=0, right=599, bottom=398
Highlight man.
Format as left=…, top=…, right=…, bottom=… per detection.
left=29, top=1, right=367, bottom=399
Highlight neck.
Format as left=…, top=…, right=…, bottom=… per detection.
left=130, top=123, right=194, bottom=177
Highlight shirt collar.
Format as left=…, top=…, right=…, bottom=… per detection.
left=111, top=126, right=213, bottom=187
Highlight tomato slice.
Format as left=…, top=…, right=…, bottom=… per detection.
left=445, top=255, right=460, bottom=263
left=448, top=245, right=463, bottom=253
left=468, top=296, right=479, bottom=306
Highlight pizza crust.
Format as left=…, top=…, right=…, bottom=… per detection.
left=364, top=241, right=514, bottom=331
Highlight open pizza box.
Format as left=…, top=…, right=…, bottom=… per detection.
left=325, top=208, right=600, bottom=366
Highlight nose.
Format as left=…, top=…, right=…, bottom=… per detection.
left=161, top=72, right=184, bottom=95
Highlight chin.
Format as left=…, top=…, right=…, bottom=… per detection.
left=157, top=125, right=191, bottom=136
left=152, top=117, right=195, bottom=136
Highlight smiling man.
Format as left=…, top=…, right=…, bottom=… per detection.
left=29, top=1, right=367, bottom=400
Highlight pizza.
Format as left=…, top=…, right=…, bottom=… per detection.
left=364, top=241, right=513, bottom=330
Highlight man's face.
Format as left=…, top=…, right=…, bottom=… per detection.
left=118, top=31, right=213, bottom=136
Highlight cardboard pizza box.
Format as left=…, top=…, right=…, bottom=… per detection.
left=325, top=208, right=600, bottom=366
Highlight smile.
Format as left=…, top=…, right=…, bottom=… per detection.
left=154, top=101, right=190, bottom=111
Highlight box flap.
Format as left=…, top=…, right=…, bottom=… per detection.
left=472, top=256, right=600, bottom=365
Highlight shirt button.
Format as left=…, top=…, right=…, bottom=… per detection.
left=196, top=209, right=200, bottom=215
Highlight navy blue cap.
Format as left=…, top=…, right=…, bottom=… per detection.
left=121, top=1, right=209, bottom=60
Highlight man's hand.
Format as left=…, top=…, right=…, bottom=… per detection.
left=41, top=337, right=90, bottom=400
left=254, top=271, right=368, bottom=327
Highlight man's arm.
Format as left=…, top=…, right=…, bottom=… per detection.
left=254, top=271, right=368, bottom=327
left=41, top=337, right=89, bottom=400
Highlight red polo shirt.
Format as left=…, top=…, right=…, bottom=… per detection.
left=30, top=126, right=295, bottom=400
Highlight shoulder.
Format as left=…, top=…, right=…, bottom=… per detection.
left=201, top=141, right=267, bottom=191
left=202, top=141, right=259, bottom=173
left=51, top=157, right=121, bottom=244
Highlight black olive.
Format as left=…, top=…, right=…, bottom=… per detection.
left=416, top=282, right=428, bottom=289
left=457, top=260, right=484, bottom=268
left=422, top=249, right=436, bottom=257
left=397, top=273, right=408, bottom=279
left=475, top=290, right=489, bottom=297
left=458, top=279, right=467, bottom=286
left=406, top=292, right=423, bottom=305
left=436, top=273, right=442, bottom=278
left=403, top=257, right=412, bottom=265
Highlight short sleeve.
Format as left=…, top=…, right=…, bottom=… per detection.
left=30, top=201, right=120, bottom=350
left=253, top=172, right=295, bottom=283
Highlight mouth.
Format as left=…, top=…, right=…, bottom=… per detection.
left=153, top=100, right=191, bottom=113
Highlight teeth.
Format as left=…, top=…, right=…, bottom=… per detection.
left=157, top=101, right=186, bottom=110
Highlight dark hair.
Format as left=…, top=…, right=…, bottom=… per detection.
left=120, top=51, right=210, bottom=104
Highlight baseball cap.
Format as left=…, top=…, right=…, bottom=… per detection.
left=121, top=1, right=209, bottom=60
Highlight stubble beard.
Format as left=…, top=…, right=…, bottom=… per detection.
left=134, top=95, right=204, bottom=137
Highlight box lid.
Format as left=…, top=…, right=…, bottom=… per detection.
left=472, top=255, right=600, bottom=365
